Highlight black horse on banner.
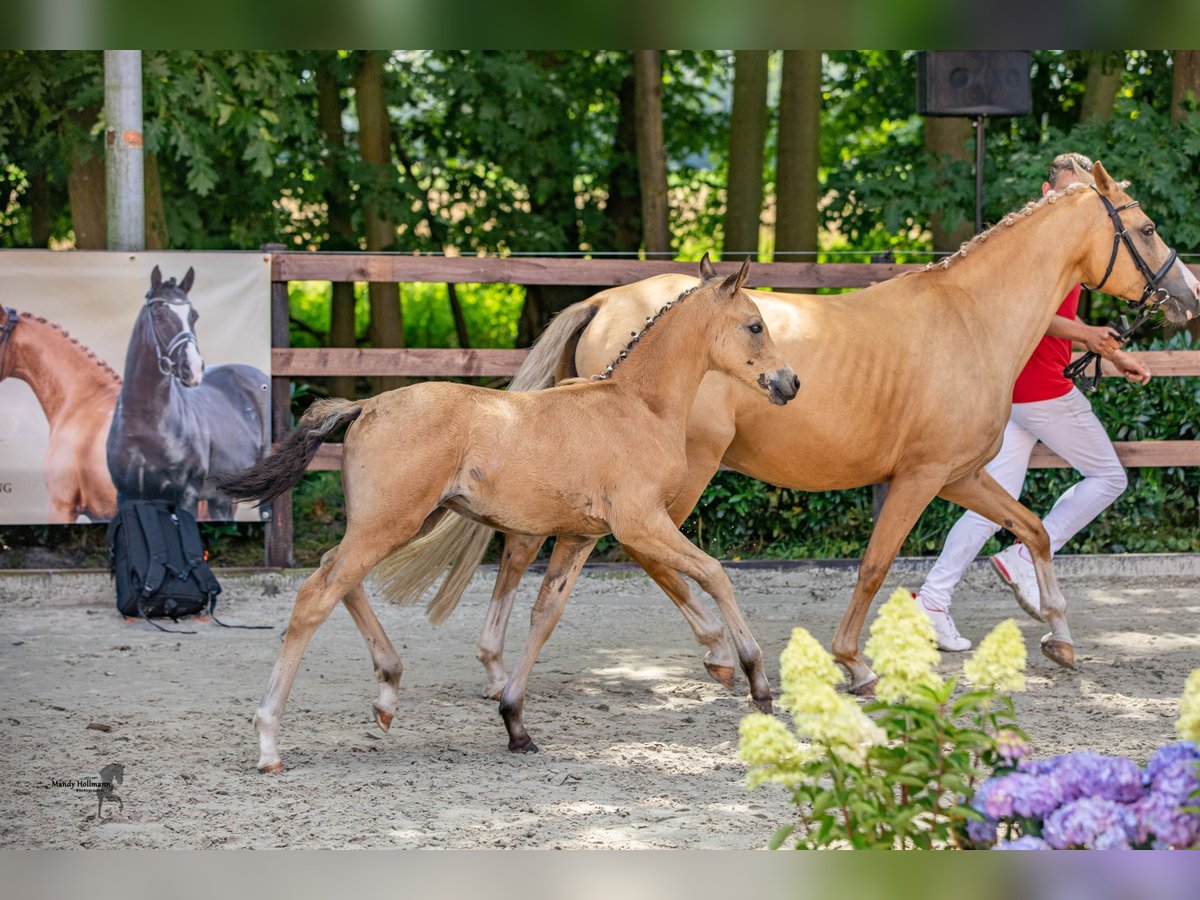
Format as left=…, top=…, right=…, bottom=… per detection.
left=106, top=266, right=269, bottom=519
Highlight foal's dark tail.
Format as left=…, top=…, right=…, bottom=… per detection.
left=214, top=398, right=362, bottom=504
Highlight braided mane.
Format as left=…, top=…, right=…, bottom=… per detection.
left=18, top=312, right=122, bottom=384
left=593, top=282, right=703, bottom=381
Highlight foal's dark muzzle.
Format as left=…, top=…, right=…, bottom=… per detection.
left=763, top=367, right=800, bottom=405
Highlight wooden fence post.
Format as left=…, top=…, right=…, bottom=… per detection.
left=263, top=245, right=294, bottom=567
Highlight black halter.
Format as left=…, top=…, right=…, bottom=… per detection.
left=0, top=307, right=18, bottom=381
left=1064, top=186, right=1179, bottom=392
left=143, top=293, right=199, bottom=380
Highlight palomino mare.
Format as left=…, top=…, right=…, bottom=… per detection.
left=384, top=161, right=1199, bottom=696
left=216, top=257, right=799, bottom=771
left=106, top=266, right=269, bottom=519
left=0, top=306, right=119, bottom=521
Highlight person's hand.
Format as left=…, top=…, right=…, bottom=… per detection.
left=1083, top=324, right=1123, bottom=357
left=1112, top=350, right=1151, bottom=385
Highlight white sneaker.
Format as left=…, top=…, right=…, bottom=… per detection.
left=991, top=544, right=1044, bottom=622
left=917, top=595, right=972, bottom=652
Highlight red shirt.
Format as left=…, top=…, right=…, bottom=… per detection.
left=1012, top=285, right=1081, bottom=404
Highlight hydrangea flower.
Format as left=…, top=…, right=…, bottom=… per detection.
left=788, top=678, right=886, bottom=768
left=1043, top=796, right=1137, bottom=850
left=1177, top=669, right=1200, bottom=744
left=1144, top=741, right=1199, bottom=786
left=993, top=835, right=1048, bottom=850
left=963, top=619, right=1027, bottom=693
left=862, top=588, right=943, bottom=703
left=995, top=729, right=1032, bottom=764
left=966, top=815, right=998, bottom=847
left=1146, top=759, right=1199, bottom=802
left=1132, top=789, right=1200, bottom=849
left=973, top=772, right=1063, bottom=820
left=738, top=712, right=808, bottom=788
left=1046, top=752, right=1143, bottom=804
left=779, top=627, right=843, bottom=698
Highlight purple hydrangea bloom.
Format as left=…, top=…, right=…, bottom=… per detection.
left=1043, top=796, right=1137, bottom=850
left=966, top=815, right=998, bottom=847
left=1040, top=752, right=1143, bottom=804
left=1133, top=789, right=1200, bottom=849
left=1008, top=773, right=1065, bottom=818
left=972, top=776, right=1015, bottom=820
left=1144, top=742, right=1199, bottom=786
left=1146, top=759, right=1200, bottom=802
left=993, top=835, right=1048, bottom=850
left=995, top=730, right=1032, bottom=764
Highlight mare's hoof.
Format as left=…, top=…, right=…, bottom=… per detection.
left=508, top=737, right=539, bottom=754
left=1041, top=637, right=1076, bottom=671
left=749, top=695, right=774, bottom=714
left=848, top=676, right=879, bottom=697
left=705, top=662, right=736, bottom=690
left=483, top=682, right=506, bottom=702
left=373, top=704, right=393, bottom=732
left=258, top=760, right=285, bottom=775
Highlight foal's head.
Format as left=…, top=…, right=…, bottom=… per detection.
left=142, top=266, right=205, bottom=386
left=694, top=254, right=799, bottom=405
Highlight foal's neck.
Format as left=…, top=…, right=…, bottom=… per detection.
left=606, top=297, right=715, bottom=424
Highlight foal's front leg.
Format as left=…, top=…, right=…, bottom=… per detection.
left=499, top=535, right=597, bottom=753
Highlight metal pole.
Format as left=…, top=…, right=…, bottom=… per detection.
left=974, top=114, right=985, bottom=235
left=104, top=50, right=144, bottom=251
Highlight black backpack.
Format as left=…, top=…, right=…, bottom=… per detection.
left=106, top=500, right=235, bottom=633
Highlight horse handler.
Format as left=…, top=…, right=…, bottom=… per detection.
left=917, top=152, right=1182, bottom=651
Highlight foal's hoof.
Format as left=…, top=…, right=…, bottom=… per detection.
left=482, top=681, right=507, bottom=702
left=704, top=662, right=736, bottom=690
left=508, top=736, right=539, bottom=754
left=848, top=676, right=879, bottom=697
left=373, top=704, right=393, bottom=732
left=258, top=760, right=285, bottom=775
left=748, top=695, right=774, bottom=714
left=1041, top=637, right=1077, bottom=671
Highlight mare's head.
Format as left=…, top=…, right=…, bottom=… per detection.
left=142, top=266, right=205, bottom=386
left=694, top=254, right=799, bottom=405
left=1078, top=161, right=1198, bottom=325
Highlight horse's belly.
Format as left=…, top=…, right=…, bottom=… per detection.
left=442, top=489, right=610, bottom=538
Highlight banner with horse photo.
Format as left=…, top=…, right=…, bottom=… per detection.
left=0, top=252, right=272, bottom=524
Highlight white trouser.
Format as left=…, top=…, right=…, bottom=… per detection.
left=919, top=387, right=1128, bottom=610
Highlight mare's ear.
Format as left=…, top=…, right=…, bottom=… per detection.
left=720, top=256, right=751, bottom=295
left=180, top=267, right=195, bottom=294
left=150, top=265, right=162, bottom=293
left=1092, top=160, right=1115, bottom=196
left=699, top=252, right=719, bottom=283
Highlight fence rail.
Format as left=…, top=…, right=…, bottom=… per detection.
left=264, top=254, right=1200, bottom=565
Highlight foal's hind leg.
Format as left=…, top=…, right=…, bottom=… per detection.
left=941, top=469, right=1074, bottom=670
left=616, top=514, right=773, bottom=711
left=342, top=584, right=404, bottom=731
left=478, top=532, right=545, bottom=700
left=499, top=535, right=597, bottom=753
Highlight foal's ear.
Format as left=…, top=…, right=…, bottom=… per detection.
left=720, top=257, right=751, bottom=295
left=1092, top=160, right=1115, bottom=196
left=180, top=267, right=195, bottom=294
left=699, top=252, right=719, bottom=283
left=150, top=265, right=162, bottom=292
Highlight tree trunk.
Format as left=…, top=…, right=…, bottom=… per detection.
left=144, top=151, right=168, bottom=249
left=1080, top=51, right=1123, bottom=123
left=774, top=50, right=821, bottom=279
left=923, top=116, right=974, bottom=253
left=605, top=71, right=641, bottom=254
left=633, top=50, right=671, bottom=256
left=353, top=51, right=404, bottom=392
left=1172, top=50, right=1200, bottom=123
left=67, top=105, right=106, bottom=249
left=724, top=50, right=769, bottom=259
left=317, top=55, right=360, bottom=398
left=28, top=167, right=51, bottom=247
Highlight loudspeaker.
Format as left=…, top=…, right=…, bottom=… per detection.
left=916, top=51, right=1031, bottom=117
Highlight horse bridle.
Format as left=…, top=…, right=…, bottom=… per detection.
left=143, top=294, right=199, bottom=380
left=0, top=307, right=17, bottom=381
left=1065, top=185, right=1180, bottom=391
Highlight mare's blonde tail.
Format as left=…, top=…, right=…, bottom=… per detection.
left=373, top=299, right=601, bottom=622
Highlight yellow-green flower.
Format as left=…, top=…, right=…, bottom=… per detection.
left=738, top=712, right=808, bottom=788
left=963, top=619, right=1027, bottom=693
left=863, top=588, right=943, bottom=703
left=780, top=627, right=843, bottom=701
left=1177, top=669, right=1200, bottom=744
left=789, top=678, right=886, bottom=768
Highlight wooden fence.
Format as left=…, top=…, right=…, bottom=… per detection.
left=263, top=254, right=1200, bottom=565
